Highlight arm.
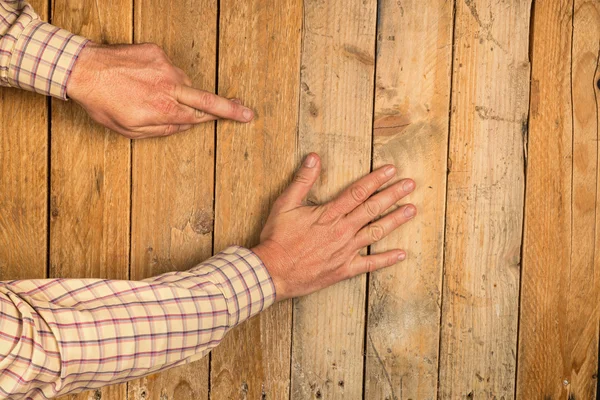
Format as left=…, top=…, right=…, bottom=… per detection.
left=0, top=153, right=417, bottom=399
left=0, top=1, right=87, bottom=98
left=0, top=246, right=274, bottom=399
left=0, top=0, right=255, bottom=139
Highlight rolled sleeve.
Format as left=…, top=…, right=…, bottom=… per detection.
left=0, top=1, right=88, bottom=99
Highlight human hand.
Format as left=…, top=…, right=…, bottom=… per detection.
left=66, top=43, right=254, bottom=139
left=252, top=153, right=417, bottom=301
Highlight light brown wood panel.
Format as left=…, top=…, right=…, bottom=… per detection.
left=291, top=1, right=376, bottom=398
left=50, top=2, right=131, bottom=400
left=129, top=1, right=218, bottom=399
left=568, top=1, right=600, bottom=397
left=439, top=0, right=530, bottom=397
left=518, top=0, right=599, bottom=397
left=365, top=0, right=453, bottom=398
left=209, top=1, right=302, bottom=398
left=0, top=0, right=48, bottom=281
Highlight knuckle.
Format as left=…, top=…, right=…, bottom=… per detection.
left=293, top=172, right=311, bottom=185
left=362, top=199, right=381, bottom=218
left=154, top=97, right=179, bottom=116
left=163, top=125, right=177, bottom=136
left=198, top=91, right=216, bottom=108
left=332, top=224, right=349, bottom=241
left=364, top=259, right=375, bottom=273
left=368, top=224, right=385, bottom=242
left=350, top=185, right=369, bottom=203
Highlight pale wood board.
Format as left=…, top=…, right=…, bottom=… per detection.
left=208, top=1, right=302, bottom=398
left=291, top=0, right=377, bottom=398
left=517, top=0, right=599, bottom=397
left=50, top=2, right=131, bottom=399
left=365, top=0, right=453, bottom=398
left=439, top=0, right=531, bottom=398
left=516, top=0, right=577, bottom=398
left=129, top=0, right=218, bottom=399
left=0, top=0, right=47, bottom=281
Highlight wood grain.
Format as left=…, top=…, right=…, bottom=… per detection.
left=0, top=0, right=47, bottom=281
left=209, top=1, right=302, bottom=398
left=291, top=1, right=377, bottom=399
left=365, top=0, right=453, bottom=398
left=49, top=1, right=131, bottom=399
left=568, top=1, right=600, bottom=397
left=517, top=0, right=599, bottom=397
left=439, top=0, right=531, bottom=398
left=129, top=0, right=218, bottom=399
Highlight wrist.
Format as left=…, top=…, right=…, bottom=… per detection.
left=66, top=42, right=101, bottom=102
left=251, top=240, right=294, bottom=302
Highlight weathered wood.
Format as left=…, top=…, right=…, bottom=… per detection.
left=291, top=1, right=377, bottom=399
left=129, top=1, right=218, bottom=399
left=50, top=2, right=131, bottom=399
left=365, top=0, right=453, bottom=398
left=208, top=1, right=302, bottom=398
left=567, top=1, right=600, bottom=398
left=517, top=0, right=599, bottom=397
left=439, top=0, right=530, bottom=398
left=0, top=0, right=47, bottom=281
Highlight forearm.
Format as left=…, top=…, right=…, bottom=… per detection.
left=0, top=0, right=87, bottom=98
left=0, top=246, right=275, bottom=399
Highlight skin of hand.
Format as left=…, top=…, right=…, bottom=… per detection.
left=66, top=42, right=254, bottom=139
left=252, top=153, right=417, bottom=301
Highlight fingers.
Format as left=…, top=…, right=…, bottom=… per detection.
left=171, top=103, right=219, bottom=125
left=327, top=164, right=396, bottom=217
left=275, top=153, right=321, bottom=211
left=347, top=178, right=415, bottom=227
left=175, top=85, right=255, bottom=122
left=347, top=249, right=406, bottom=276
left=354, top=204, right=417, bottom=248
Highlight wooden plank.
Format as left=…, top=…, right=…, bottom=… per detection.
left=515, top=0, right=572, bottom=397
left=290, top=1, right=376, bottom=399
left=439, top=0, right=531, bottom=398
left=209, top=1, right=302, bottom=398
left=517, top=0, right=600, bottom=397
left=128, top=1, right=218, bottom=399
left=364, top=0, right=453, bottom=398
left=568, top=1, right=600, bottom=397
left=49, top=2, right=131, bottom=400
left=0, top=0, right=48, bottom=281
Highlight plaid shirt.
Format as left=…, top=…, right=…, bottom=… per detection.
left=0, top=246, right=276, bottom=399
left=0, top=0, right=88, bottom=98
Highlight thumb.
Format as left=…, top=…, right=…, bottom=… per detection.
left=276, top=153, right=321, bottom=211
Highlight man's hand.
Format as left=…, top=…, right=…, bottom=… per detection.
left=66, top=43, right=254, bottom=139
left=252, top=153, right=416, bottom=301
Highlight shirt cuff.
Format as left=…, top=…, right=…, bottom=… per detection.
left=189, top=246, right=276, bottom=328
left=7, top=20, right=88, bottom=100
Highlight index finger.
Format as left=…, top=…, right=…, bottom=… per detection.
left=175, top=85, right=254, bottom=122
left=327, top=164, right=396, bottom=216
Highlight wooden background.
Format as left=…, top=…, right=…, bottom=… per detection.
left=0, top=0, right=599, bottom=398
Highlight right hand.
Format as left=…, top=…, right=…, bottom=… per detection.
left=252, top=153, right=417, bottom=301
left=66, top=42, right=254, bottom=139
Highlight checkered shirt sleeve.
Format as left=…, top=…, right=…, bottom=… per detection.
left=0, top=246, right=276, bottom=400
left=0, top=1, right=88, bottom=99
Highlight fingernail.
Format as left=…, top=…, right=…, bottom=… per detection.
left=398, top=252, right=406, bottom=261
left=385, top=165, right=396, bottom=176
left=404, top=205, right=416, bottom=218
left=403, top=180, right=415, bottom=192
left=304, top=154, right=317, bottom=168
left=243, top=109, right=253, bottom=121
left=230, top=98, right=242, bottom=104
